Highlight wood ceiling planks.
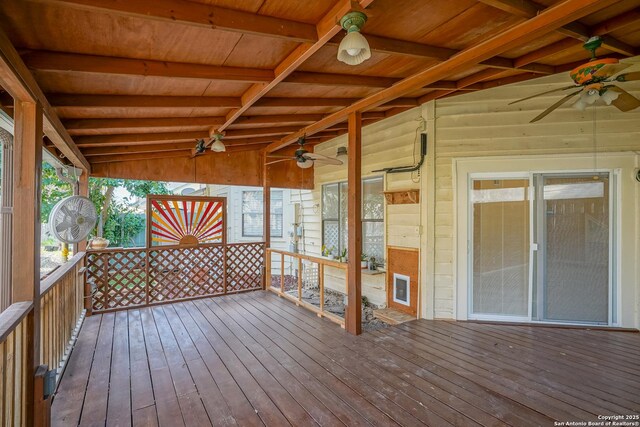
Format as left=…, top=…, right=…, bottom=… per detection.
left=0, top=0, right=637, bottom=174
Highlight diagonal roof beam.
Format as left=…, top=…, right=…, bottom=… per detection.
left=267, top=0, right=621, bottom=153
left=217, top=0, right=374, bottom=132
left=477, top=0, right=637, bottom=56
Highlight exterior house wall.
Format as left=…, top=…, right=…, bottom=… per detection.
left=205, top=184, right=294, bottom=251
left=292, top=108, right=426, bottom=308
left=300, top=62, right=640, bottom=327
left=428, top=70, right=640, bottom=328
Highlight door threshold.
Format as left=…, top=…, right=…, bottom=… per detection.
left=466, top=319, right=638, bottom=333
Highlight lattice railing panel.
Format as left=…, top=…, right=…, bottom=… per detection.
left=226, top=243, right=264, bottom=292
left=86, top=249, right=147, bottom=311
left=148, top=245, right=224, bottom=303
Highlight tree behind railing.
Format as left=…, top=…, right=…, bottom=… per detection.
left=86, top=242, right=265, bottom=313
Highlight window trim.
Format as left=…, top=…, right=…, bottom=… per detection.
left=321, top=176, right=384, bottom=262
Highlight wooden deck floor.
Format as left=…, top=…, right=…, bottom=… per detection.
left=52, top=291, right=640, bottom=426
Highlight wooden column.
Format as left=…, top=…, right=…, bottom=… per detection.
left=75, top=172, right=89, bottom=252
left=262, top=158, right=270, bottom=289
left=12, top=99, right=43, bottom=427
left=346, top=111, right=362, bottom=335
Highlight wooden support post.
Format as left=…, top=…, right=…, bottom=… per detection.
left=262, top=157, right=270, bottom=290
left=12, top=99, right=43, bottom=426
left=75, top=172, right=89, bottom=253
left=346, top=111, right=362, bottom=335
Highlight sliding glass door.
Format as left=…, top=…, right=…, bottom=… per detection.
left=535, top=173, right=610, bottom=323
left=470, top=178, right=531, bottom=319
left=470, top=172, right=612, bottom=325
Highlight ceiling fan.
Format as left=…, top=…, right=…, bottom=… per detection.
left=193, top=131, right=226, bottom=157
left=267, top=137, right=343, bottom=169
left=511, top=36, right=640, bottom=123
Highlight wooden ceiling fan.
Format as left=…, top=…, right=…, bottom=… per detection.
left=266, top=137, right=342, bottom=169
left=511, top=36, right=640, bottom=122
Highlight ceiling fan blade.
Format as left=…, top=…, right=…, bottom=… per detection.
left=614, top=71, right=640, bottom=82
left=303, top=152, right=343, bottom=165
left=609, top=86, right=640, bottom=112
left=530, top=89, right=583, bottom=123
left=266, top=159, right=293, bottom=166
left=593, top=62, right=632, bottom=79
left=509, top=85, right=576, bottom=105
left=266, top=155, right=295, bottom=159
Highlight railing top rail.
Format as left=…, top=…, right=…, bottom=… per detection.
left=267, top=248, right=347, bottom=269
left=0, top=301, right=33, bottom=342
left=40, top=251, right=86, bottom=295
left=86, top=241, right=265, bottom=254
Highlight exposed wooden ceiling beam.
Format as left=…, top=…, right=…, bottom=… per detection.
left=63, top=114, right=323, bottom=133
left=44, top=94, right=419, bottom=109
left=268, top=0, right=620, bottom=153
left=75, top=125, right=348, bottom=148
left=513, top=38, right=581, bottom=68
left=89, top=150, right=193, bottom=164
left=0, top=27, right=90, bottom=171
left=35, top=0, right=319, bottom=43
left=477, top=0, right=637, bottom=56
left=217, top=0, right=374, bottom=133
left=49, top=94, right=241, bottom=108
left=22, top=51, right=275, bottom=83
left=592, top=7, right=640, bottom=35
left=81, top=140, right=270, bottom=156
left=24, top=51, right=399, bottom=88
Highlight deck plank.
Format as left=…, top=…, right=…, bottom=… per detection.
left=106, top=311, right=132, bottom=427
left=51, top=315, right=101, bottom=427
left=79, top=313, right=115, bottom=427
left=52, top=291, right=640, bottom=426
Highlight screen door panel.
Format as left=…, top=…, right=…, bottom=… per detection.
left=471, top=179, right=530, bottom=317
left=542, top=174, right=609, bottom=323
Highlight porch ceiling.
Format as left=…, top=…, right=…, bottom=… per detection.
left=0, top=0, right=639, bottom=173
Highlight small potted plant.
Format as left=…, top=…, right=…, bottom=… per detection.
left=361, top=252, right=368, bottom=269
left=339, top=248, right=347, bottom=263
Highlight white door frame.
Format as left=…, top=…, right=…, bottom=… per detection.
left=454, top=153, right=628, bottom=326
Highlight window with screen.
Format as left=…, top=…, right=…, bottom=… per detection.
left=242, top=190, right=283, bottom=238
left=321, top=177, right=384, bottom=263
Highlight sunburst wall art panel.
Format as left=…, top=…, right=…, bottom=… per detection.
left=147, top=195, right=226, bottom=247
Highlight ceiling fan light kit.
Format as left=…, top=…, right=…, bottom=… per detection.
left=337, top=11, right=371, bottom=65
left=210, top=132, right=226, bottom=152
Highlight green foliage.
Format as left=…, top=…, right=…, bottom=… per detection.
left=40, top=162, right=171, bottom=247
left=41, top=163, right=73, bottom=222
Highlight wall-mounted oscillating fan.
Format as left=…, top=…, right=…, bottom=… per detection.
left=266, top=137, right=343, bottom=169
left=48, top=195, right=98, bottom=244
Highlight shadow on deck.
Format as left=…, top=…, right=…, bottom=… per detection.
left=52, top=291, right=640, bottom=426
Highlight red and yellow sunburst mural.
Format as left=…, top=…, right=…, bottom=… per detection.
left=147, top=195, right=226, bottom=246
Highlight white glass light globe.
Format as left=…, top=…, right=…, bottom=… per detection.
left=210, top=138, right=226, bottom=152
left=297, top=159, right=314, bottom=169
left=337, top=31, right=371, bottom=65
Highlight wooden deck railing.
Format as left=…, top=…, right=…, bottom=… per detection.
left=86, top=242, right=265, bottom=313
left=0, top=301, right=33, bottom=426
left=39, top=252, right=86, bottom=384
left=266, top=249, right=347, bottom=326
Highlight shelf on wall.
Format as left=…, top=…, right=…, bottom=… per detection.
left=383, top=189, right=419, bottom=205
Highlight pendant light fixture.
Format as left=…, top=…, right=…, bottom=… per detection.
left=337, top=11, right=371, bottom=66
